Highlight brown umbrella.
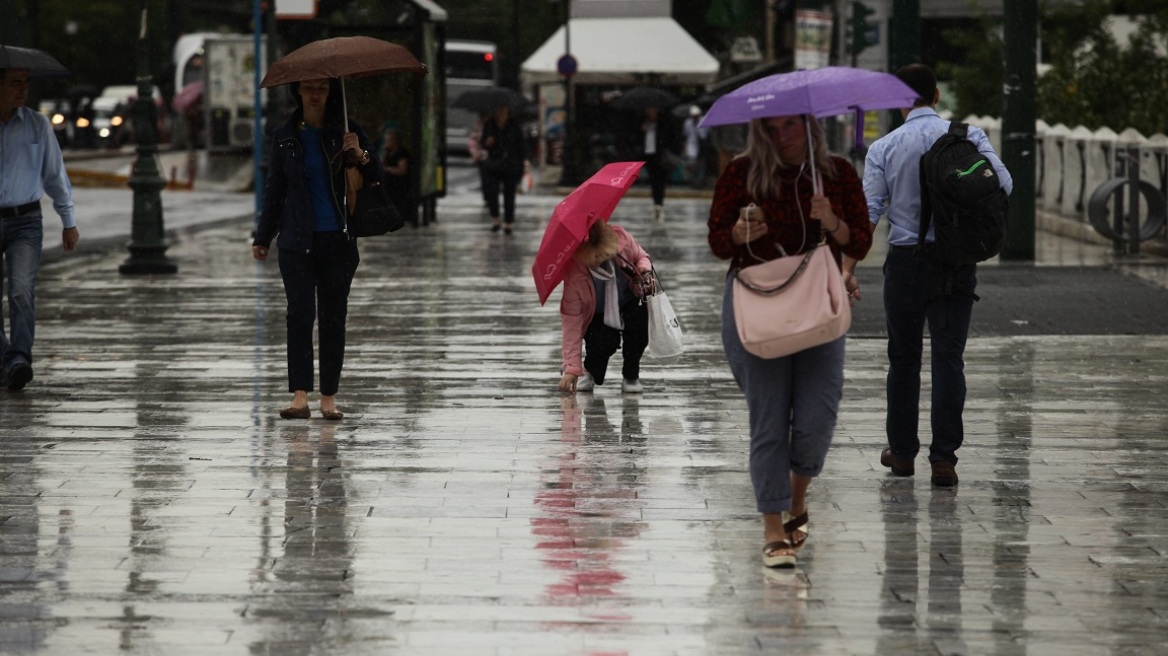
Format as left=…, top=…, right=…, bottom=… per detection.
left=260, top=36, right=427, bottom=131
left=259, top=36, right=426, bottom=88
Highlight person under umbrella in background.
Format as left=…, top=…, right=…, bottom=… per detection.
left=0, top=59, right=80, bottom=393
left=708, top=114, right=872, bottom=567
left=683, top=105, right=710, bottom=189
left=635, top=106, right=677, bottom=223
left=557, top=220, right=654, bottom=395
left=251, top=77, right=382, bottom=421
left=479, top=103, right=526, bottom=235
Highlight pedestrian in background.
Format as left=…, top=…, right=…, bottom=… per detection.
left=468, top=112, right=491, bottom=211
left=637, top=106, right=674, bottom=222
left=0, top=66, right=80, bottom=392
left=380, top=122, right=413, bottom=220
left=557, top=220, right=654, bottom=395
left=863, top=63, right=1012, bottom=487
left=708, top=113, right=871, bottom=567
left=683, top=105, right=709, bottom=189
left=479, top=104, right=526, bottom=235
left=252, top=77, right=381, bottom=421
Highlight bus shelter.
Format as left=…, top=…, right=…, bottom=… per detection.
left=271, top=0, right=447, bottom=226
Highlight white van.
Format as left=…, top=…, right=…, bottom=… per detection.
left=92, top=85, right=163, bottom=147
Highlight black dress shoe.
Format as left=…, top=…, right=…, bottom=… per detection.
left=6, top=363, right=32, bottom=391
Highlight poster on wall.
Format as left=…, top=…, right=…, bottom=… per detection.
left=794, top=10, right=833, bottom=71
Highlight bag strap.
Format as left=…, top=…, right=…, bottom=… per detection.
left=733, top=244, right=821, bottom=296
left=917, top=122, right=970, bottom=251
left=917, top=152, right=932, bottom=252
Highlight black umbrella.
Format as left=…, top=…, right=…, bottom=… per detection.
left=610, top=86, right=679, bottom=111
left=451, top=86, right=526, bottom=113
left=0, top=44, right=71, bottom=78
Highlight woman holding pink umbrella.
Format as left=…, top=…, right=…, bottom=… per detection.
left=557, top=220, right=654, bottom=395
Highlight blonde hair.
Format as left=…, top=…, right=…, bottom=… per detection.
left=738, top=116, right=837, bottom=200
left=574, top=221, right=619, bottom=262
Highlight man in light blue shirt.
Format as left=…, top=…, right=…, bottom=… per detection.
left=0, top=67, right=80, bottom=392
left=862, top=63, right=1012, bottom=487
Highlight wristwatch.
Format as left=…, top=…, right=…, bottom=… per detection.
left=359, top=149, right=370, bottom=165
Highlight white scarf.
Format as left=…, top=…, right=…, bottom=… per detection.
left=589, top=260, right=624, bottom=330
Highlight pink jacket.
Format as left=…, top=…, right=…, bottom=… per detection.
left=559, top=224, right=652, bottom=376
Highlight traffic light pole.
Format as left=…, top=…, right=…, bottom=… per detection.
left=1000, top=0, right=1037, bottom=260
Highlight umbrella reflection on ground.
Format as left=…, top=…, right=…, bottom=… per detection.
left=531, top=395, right=646, bottom=641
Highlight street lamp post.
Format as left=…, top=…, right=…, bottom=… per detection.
left=120, top=0, right=177, bottom=275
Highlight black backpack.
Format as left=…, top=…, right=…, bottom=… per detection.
left=917, top=122, right=1009, bottom=265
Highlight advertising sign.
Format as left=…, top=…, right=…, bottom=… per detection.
left=794, top=10, right=834, bottom=71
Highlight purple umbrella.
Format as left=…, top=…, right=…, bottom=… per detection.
left=700, top=67, right=920, bottom=127
left=699, top=67, right=920, bottom=191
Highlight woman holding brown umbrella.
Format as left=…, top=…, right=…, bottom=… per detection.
left=251, top=77, right=381, bottom=420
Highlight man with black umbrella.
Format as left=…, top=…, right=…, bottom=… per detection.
left=0, top=63, right=80, bottom=392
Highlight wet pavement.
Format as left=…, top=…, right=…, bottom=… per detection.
left=3, top=168, right=1168, bottom=655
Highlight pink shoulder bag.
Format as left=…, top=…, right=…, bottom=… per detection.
left=731, top=205, right=851, bottom=359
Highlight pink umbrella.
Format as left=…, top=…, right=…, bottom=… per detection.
left=532, top=161, right=646, bottom=305
left=172, top=80, right=203, bottom=114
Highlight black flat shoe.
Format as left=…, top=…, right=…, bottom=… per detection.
left=491, top=223, right=502, bottom=233
left=6, top=363, right=32, bottom=391
left=504, top=224, right=513, bottom=235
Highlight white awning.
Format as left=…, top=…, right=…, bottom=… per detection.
left=521, top=17, right=719, bottom=86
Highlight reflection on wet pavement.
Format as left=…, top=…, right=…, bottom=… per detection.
left=1, top=191, right=1166, bottom=655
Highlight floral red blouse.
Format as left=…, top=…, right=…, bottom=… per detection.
left=708, top=155, right=873, bottom=273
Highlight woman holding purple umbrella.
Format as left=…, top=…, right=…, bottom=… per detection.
left=708, top=114, right=872, bottom=567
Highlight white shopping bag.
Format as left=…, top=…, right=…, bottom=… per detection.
left=646, top=289, right=683, bottom=361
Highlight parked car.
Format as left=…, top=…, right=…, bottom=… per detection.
left=91, top=85, right=170, bottom=148
left=38, top=98, right=73, bottom=149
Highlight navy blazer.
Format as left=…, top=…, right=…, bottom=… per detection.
left=254, top=115, right=382, bottom=253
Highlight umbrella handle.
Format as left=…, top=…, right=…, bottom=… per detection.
left=804, top=116, right=818, bottom=195
left=340, top=77, right=349, bottom=133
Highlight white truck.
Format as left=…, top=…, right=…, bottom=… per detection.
left=173, top=32, right=266, bottom=150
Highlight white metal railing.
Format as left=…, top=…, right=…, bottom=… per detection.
left=966, top=115, right=1168, bottom=253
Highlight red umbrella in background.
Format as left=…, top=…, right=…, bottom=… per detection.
left=532, top=161, right=645, bottom=305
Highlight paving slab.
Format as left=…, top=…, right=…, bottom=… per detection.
left=2, top=174, right=1167, bottom=655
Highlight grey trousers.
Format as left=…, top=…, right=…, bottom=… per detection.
left=721, top=277, right=845, bottom=514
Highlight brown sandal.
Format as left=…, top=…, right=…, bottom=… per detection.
left=783, top=511, right=809, bottom=551
left=320, top=408, right=343, bottom=421
left=763, top=540, right=797, bottom=568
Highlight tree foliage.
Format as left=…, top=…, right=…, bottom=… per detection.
left=1037, top=0, right=1168, bottom=135
left=936, top=13, right=1004, bottom=119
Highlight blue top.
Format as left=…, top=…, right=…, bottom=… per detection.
left=299, top=125, right=341, bottom=233
left=862, top=107, right=1012, bottom=247
left=0, top=106, right=75, bottom=228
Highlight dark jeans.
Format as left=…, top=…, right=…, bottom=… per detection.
left=483, top=167, right=522, bottom=224
left=883, top=247, right=976, bottom=465
left=0, top=211, right=43, bottom=374
left=644, top=153, right=666, bottom=206
left=583, top=301, right=648, bottom=385
left=278, top=231, right=359, bottom=396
